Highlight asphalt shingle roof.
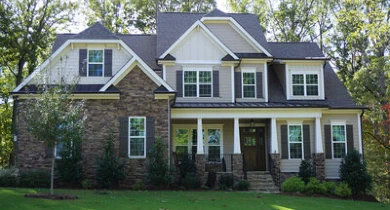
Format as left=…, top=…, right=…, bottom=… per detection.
left=268, top=42, right=325, bottom=59
left=71, top=22, right=119, bottom=40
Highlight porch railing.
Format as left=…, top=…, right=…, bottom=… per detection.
left=204, top=154, right=233, bottom=172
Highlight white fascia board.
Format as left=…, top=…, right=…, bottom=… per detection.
left=201, top=17, right=272, bottom=57
left=159, top=20, right=238, bottom=60
left=13, top=40, right=73, bottom=92
left=172, top=108, right=323, bottom=119
left=100, top=57, right=137, bottom=91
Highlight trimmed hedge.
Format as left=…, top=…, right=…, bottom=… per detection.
left=0, top=169, right=18, bottom=187
left=19, top=169, right=50, bottom=188
left=282, top=177, right=305, bottom=193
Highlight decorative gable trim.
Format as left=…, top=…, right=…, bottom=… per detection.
left=159, top=20, right=238, bottom=60
left=201, top=17, right=272, bottom=57
left=13, top=39, right=173, bottom=93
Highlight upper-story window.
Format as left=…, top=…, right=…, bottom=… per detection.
left=88, top=50, right=104, bottom=77
left=183, top=68, right=212, bottom=97
left=292, top=73, right=318, bottom=96
left=242, top=69, right=256, bottom=98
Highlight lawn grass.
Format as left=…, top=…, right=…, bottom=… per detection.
left=0, top=188, right=388, bottom=210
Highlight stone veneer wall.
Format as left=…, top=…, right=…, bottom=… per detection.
left=312, top=153, right=325, bottom=180
left=269, top=153, right=281, bottom=187
left=16, top=67, right=169, bottom=188
left=232, top=154, right=244, bottom=180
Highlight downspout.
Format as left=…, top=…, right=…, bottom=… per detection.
left=360, top=108, right=365, bottom=160
left=167, top=97, right=171, bottom=169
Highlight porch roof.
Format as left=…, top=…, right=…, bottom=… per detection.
left=173, top=102, right=329, bottom=109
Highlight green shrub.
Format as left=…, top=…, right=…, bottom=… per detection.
left=298, top=160, right=315, bottom=184
left=96, top=132, right=125, bottom=189
left=281, top=177, right=305, bottom=193
left=339, top=150, right=372, bottom=195
left=218, top=173, right=233, bottom=190
left=206, top=172, right=216, bottom=188
left=335, top=182, right=352, bottom=198
left=132, top=180, right=146, bottom=191
left=56, top=140, right=83, bottom=186
left=178, top=155, right=196, bottom=178
left=324, top=181, right=337, bottom=195
left=81, top=179, right=93, bottom=189
left=0, top=169, right=18, bottom=187
left=237, top=180, right=250, bottom=191
left=19, top=169, right=50, bottom=188
left=305, top=177, right=326, bottom=195
left=147, top=137, right=172, bottom=189
left=181, top=174, right=201, bottom=190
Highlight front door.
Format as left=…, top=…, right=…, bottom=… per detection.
left=240, top=127, right=266, bottom=171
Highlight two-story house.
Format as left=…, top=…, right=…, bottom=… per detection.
left=12, top=9, right=363, bottom=189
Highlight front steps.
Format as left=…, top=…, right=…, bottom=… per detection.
left=246, top=171, right=280, bottom=193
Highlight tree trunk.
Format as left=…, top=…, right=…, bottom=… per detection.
left=50, top=146, right=55, bottom=196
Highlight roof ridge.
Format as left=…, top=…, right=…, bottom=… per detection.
left=268, top=42, right=316, bottom=44
left=117, top=34, right=155, bottom=36
left=159, top=11, right=206, bottom=14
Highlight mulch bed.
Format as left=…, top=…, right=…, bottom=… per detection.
left=25, top=193, right=78, bottom=200
left=281, top=192, right=379, bottom=203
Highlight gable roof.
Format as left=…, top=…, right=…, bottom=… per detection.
left=156, top=10, right=272, bottom=57
left=71, top=22, right=119, bottom=40
left=268, top=42, right=325, bottom=59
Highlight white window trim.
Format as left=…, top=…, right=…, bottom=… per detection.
left=87, top=49, right=105, bottom=77
left=287, top=64, right=324, bottom=100
left=288, top=124, right=304, bottom=160
left=292, top=73, right=319, bottom=97
left=128, top=116, right=146, bottom=159
left=241, top=68, right=257, bottom=99
left=330, top=122, right=347, bottom=159
left=182, top=66, right=213, bottom=98
left=173, top=124, right=224, bottom=159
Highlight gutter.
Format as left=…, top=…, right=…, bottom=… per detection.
left=360, top=108, right=365, bottom=160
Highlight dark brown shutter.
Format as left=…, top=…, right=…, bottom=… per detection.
left=146, top=117, right=155, bottom=156
left=303, top=125, right=311, bottom=160
left=213, top=71, right=219, bottom=97
left=45, top=143, right=54, bottom=158
left=256, top=72, right=263, bottom=98
left=346, top=125, right=354, bottom=154
left=281, top=125, right=288, bottom=159
left=176, top=71, right=183, bottom=97
left=235, top=72, right=241, bottom=98
left=119, top=117, right=129, bottom=157
left=324, top=125, right=332, bottom=159
left=104, top=49, right=112, bottom=77
left=79, top=49, right=87, bottom=76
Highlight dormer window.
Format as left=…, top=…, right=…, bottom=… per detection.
left=183, top=67, right=212, bottom=97
left=88, top=50, right=104, bottom=77
left=242, top=69, right=256, bottom=98
left=292, top=73, right=319, bottom=96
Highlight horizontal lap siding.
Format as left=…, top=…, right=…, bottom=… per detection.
left=166, top=64, right=232, bottom=103
left=280, top=159, right=302, bottom=172
left=325, top=159, right=342, bottom=178
left=30, top=43, right=132, bottom=85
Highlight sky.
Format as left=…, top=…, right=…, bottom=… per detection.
left=65, top=0, right=231, bottom=33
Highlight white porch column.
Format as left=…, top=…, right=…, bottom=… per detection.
left=233, top=117, right=241, bottom=154
left=270, top=118, right=279, bottom=153
left=315, top=117, right=323, bottom=153
left=197, top=118, right=204, bottom=154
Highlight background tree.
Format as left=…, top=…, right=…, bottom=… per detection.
left=24, top=80, right=85, bottom=195
left=0, top=0, right=78, bottom=166
left=0, top=69, right=14, bottom=168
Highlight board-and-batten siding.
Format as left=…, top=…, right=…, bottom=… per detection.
left=235, top=63, right=265, bottom=102
left=277, top=120, right=315, bottom=172
left=170, top=27, right=226, bottom=62
left=165, top=64, right=232, bottom=103
left=28, top=43, right=132, bottom=85
left=205, top=23, right=259, bottom=53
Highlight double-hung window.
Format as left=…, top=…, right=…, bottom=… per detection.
left=292, top=74, right=318, bottom=96
left=55, top=142, right=65, bottom=159
left=174, top=129, right=189, bottom=160
left=332, top=124, right=346, bottom=159
left=288, top=125, right=303, bottom=159
left=242, top=69, right=256, bottom=98
left=207, top=129, right=221, bottom=162
left=88, top=50, right=104, bottom=77
left=129, top=117, right=146, bottom=158
left=183, top=68, right=212, bottom=97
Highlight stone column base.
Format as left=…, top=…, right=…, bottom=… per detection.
left=312, top=153, right=325, bottom=180
left=195, top=154, right=205, bottom=185
left=232, top=154, right=244, bottom=180
left=270, top=153, right=281, bottom=187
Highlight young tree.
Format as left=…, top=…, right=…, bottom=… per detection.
left=24, top=81, right=85, bottom=195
